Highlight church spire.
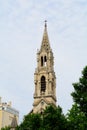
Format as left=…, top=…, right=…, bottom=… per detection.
left=41, top=20, right=50, bottom=50
left=33, top=22, right=56, bottom=113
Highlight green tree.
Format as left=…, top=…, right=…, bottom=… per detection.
left=19, top=113, right=42, bottom=130
left=43, top=105, right=67, bottom=130
left=67, top=104, right=87, bottom=130
left=17, top=105, right=67, bottom=130
left=1, top=126, right=10, bottom=130
left=71, top=66, right=87, bottom=116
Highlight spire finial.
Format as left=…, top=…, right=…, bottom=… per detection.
left=41, top=20, right=50, bottom=50
left=45, top=20, right=47, bottom=28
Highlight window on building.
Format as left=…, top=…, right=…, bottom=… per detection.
left=41, top=76, right=46, bottom=92
left=41, top=56, right=43, bottom=66
left=44, top=56, right=47, bottom=66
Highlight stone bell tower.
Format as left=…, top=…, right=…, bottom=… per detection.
left=33, top=21, right=56, bottom=113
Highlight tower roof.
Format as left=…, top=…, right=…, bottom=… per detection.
left=11, top=116, right=18, bottom=128
left=41, top=21, right=50, bottom=50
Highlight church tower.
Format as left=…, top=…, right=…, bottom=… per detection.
left=33, top=21, right=56, bottom=113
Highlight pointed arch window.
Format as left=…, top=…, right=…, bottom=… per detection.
left=41, top=56, right=43, bottom=66
left=44, top=56, right=47, bottom=62
left=41, top=76, right=46, bottom=92
left=44, top=56, right=47, bottom=66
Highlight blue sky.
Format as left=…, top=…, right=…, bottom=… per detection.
left=0, top=0, right=87, bottom=122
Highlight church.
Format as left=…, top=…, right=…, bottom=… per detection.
left=33, top=21, right=57, bottom=113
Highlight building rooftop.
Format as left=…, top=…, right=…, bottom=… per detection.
left=0, top=97, right=19, bottom=116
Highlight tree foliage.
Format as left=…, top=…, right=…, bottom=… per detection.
left=1, top=126, right=10, bottom=130
left=18, top=113, right=42, bottom=130
left=71, top=66, right=87, bottom=116
left=67, top=66, right=87, bottom=130
left=67, top=104, right=87, bottom=130
left=17, top=105, right=67, bottom=130
left=43, top=105, right=67, bottom=130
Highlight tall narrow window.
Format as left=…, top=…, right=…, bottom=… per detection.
left=41, top=76, right=46, bottom=92
left=44, top=56, right=47, bottom=66
left=41, top=56, right=43, bottom=66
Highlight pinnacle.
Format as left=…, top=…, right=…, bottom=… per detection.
left=41, top=21, right=50, bottom=50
